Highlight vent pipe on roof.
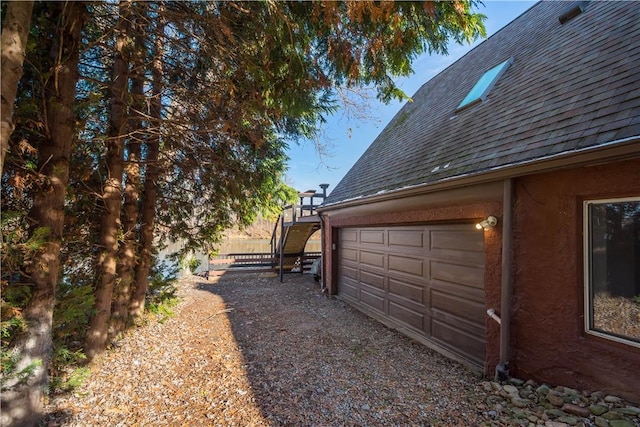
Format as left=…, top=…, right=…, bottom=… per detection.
left=559, top=1, right=588, bottom=24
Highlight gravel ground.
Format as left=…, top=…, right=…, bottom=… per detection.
left=43, top=273, right=639, bottom=426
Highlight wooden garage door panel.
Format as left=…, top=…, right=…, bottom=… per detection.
left=361, top=270, right=385, bottom=290
left=388, top=255, right=424, bottom=277
left=360, top=251, right=385, bottom=268
left=342, top=229, right=358, bottom=242
left=340, top=279, right=358, bottom=299
left=360, top=288, right=385, bottom=312
left=431, top=229, right=483, bottom=252
left=341, top=264, right=358, bottom=281
left=338, top=225, right=485, bottom=367
left=389, top=230, right=425, bottom=248
left=431, top=308, right=485, bottom=338
left=389, top=301, right=424, bottom=331
left=431, top=319, right=485, bottom=364
left=431, top=290, right=485, bottom=324
left=341, top=248, right=359, bottom=262
left=388, top=278, right=424, bottom=303
left=431, top=229, right=484, bottom=264
left=431, top=260, right=483, bottom=289
left=431, top=281, right=484, bottom=304
left=360, top=230, right=385, bottom=245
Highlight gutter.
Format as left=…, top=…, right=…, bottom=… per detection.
left=318, top=136, right=640, bottom=213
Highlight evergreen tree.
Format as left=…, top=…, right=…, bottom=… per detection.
left=1, top=2, right=486, bottom=425
left=85, top=0, right=134, bottom=361
left=1, top=3, right=87, bottom=425
left=0, top=1, right=34, bottom=176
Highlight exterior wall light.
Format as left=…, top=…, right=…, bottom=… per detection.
left=476, top=216, right=498, bottom=230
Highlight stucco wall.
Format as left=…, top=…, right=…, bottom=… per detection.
left=511, top=158, right=640, bottom=402
left=322, top=200, right=503, bottom=376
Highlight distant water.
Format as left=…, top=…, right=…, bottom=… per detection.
left=217, top=238, right=321, bottom=254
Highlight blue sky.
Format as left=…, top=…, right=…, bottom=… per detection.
left=285, top=1, right=536, bottom=196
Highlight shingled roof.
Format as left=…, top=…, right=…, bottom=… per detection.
left=324, top=1, right=640, bottom=207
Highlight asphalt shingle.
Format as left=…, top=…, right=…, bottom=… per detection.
left=325, top=1, right=640, bottom=206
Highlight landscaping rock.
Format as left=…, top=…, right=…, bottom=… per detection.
left=619, top=407, right=640, bottom=416
left=548, top=393, right=566, bottom=407
left=547, top=408, right=569, bottom=418
left=511, top=408, right=527, bottom=419
left=503, top=384, right=520, bottom=396
left=473, top=377, right=640, bottom=427
left=508, top=378, right=525, bottom=386
left=563, top=394, right=583, bottom=404
left=591, top=405, right=610, bottom=416
left=608, top=420, right=635, bottom=427
left=557, top=415, right=579, bottom=425
left=537, top=384, right=551, bottom=396
left=602, top=411, right=624, bottom=421
left=562, top=403, right=591, bottom=418
left=511, top=397, right=530, bottom=408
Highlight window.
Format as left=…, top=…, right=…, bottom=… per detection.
left=584, top=197, right=640, bottom=348
left=456, top=57, right=513, bottom=111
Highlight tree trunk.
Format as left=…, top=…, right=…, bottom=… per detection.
left=0, top=0, right=34, bottom=177
left=110, top=138, right=139, bottom=336
left=85, top=1, right=132, bottom=360
left=111, top=5, right=146, bottom=336
left=131, top=6, right=164, bottom=320
left=0, top=3, right=85, bottom=426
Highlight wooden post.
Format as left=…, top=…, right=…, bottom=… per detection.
left=279, top=214, right=285, bottom=283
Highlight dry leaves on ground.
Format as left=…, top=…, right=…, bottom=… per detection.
left=44, top=273, right=486, bottom=426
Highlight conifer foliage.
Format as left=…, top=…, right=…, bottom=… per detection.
left=0, top=2, right=485, bottom=425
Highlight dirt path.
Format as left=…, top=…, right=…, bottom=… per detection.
left=44, top=273, right=486, bottom=426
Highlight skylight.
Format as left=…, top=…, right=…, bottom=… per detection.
left=456, top=57, right=514, bottom=111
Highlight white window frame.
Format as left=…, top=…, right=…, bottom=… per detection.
left=583, top=196, right=640, bottom=349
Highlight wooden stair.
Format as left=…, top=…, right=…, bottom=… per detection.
left=276, top=221, right=320, bottom=271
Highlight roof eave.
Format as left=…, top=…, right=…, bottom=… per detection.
left=319, top=135, right=640, bottom=213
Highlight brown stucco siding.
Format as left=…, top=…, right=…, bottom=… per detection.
left=322, top=200, right=503, bottom=375
left=511, top=158, right=640, bottom=403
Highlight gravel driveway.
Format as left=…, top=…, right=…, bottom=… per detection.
left=44, top=273, right=640, bottom=426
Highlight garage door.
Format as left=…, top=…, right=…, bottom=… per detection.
left=338, top=224, right=486, bottom=367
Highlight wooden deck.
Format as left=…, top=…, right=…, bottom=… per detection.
left=209, top=252, right=320, bottom=275
left=207, top=186, right=328, bottom=279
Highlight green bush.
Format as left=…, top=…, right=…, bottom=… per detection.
left=179, top=253, right=201, bottom=274
left=146, top=260, right=180, bottom=322
left=48, top=365, right=91, bottom=394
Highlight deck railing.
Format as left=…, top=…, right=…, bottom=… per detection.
left=209, top=185, right=328, bottom=278
left=209, top=252, right=321, bottom=274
